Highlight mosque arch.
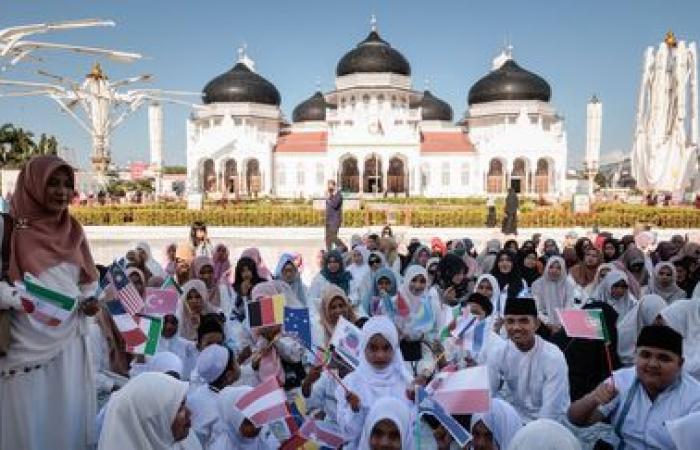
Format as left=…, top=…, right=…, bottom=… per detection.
left=486, top=158, right=505, bottom=194
left=223, top=159, right=238, bottom=194
left=201, top=158, right=216, bottom=193
left=244, top=158, right=261, bottom=197
left=363, top=154, right=384, bottom=194
left=339, top=155, right=359, bottom=193
left=387, top=154, right=408, bottom=194
left=511, top=157, right=529, bottom=193
left=535, top=157, right=554, bottom=194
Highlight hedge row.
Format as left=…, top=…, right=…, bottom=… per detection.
left=70, top=204, right=700, bottom=228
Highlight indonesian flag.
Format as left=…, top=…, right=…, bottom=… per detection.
left=557, top=308, right=607, bottom=340
left=431, top=366, right=491, bottom=414
left=299, top=418, right=346, bottom=448
left=18, top=274, right=76, bottom=327
left=235, top=376, right=288, bottom=427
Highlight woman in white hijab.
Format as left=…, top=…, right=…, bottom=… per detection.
left=209, top=386, right=277, bottom=450
left=357, top=396, right=413, bottom=450
left=660, top=298, right=700, bottom=380
left=596, top=270, right=638, bottom=325
left=643, top=262, right=687, bottom=304
left=616, top=294, right=667, bottom=366
left=531, top=256, right=577, bottom=328
left=336, top=316, right=413, bottom=447
left=470, top=398, right=522, bottom=450
left=507, top=418, right=581, bottom=450
left=98, top=372, right=191, bottom=450
left=136, top=241, right=167, bottom=279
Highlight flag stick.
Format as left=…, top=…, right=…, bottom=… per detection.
left=294, top=337, right=352, bottom=395
left=604, top=342, right=615, bottom=389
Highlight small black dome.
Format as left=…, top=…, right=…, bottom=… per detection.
left=336, top=30, right=411, bottom=77
left=292, top=91, right=327, bottom=122
left=420, top=90, right=453, bottom=121
left=202, top=62, right=281, bottom=105
left=468, top=59, right=551, bottom=105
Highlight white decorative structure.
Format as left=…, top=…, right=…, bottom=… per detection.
left=585, top=95, right=602, bottom=195
left=186, top=19, right=569, bottom=200
left=631, top=31, right=699, bottom=193
left=149, top=102, right=164, bottom=196
left=0, top=18, right=141, bottom=71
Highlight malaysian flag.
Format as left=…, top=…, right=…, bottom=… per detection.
left=109, top=263, right=144, bottom=316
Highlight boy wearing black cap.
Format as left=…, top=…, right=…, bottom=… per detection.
left=487, top=296, right=570, bottom=423
left=568, top=324, right=700, bottom=449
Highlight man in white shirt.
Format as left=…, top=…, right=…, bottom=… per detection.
left=488, top=296, right=570, bottom=423
left=568, top=324, right=700, bottom=449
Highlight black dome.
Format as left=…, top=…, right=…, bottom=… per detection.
left=468, top=59, right=551, bottom=105
left=202, top=62, right=281, bottom=105
left=420, top=90, right=453, bottom=121
left=292, top=91, right=327, bottom=122
left=336, top=30, right=410, bottom=77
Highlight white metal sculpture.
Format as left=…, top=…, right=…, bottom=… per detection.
left=631, top=31, right=699, bottom=194
left=0, top=63, right=198, bottom=175
left=0, top=18, right=141, bottom=70
left=585, top=95, right=602, bottom=195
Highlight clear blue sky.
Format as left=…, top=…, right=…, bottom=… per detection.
left=1, top=0, right=698, bottom=169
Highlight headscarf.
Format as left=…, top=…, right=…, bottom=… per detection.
left=569, top=248, right=601, bottom=288
left=531, top=256, right=576, bottom=324
left=241, top=248, right=272, bottom=280
left=136, top=241, right=166, bottom=279
left=98, top=372, right=189, bottom=450
left=9, top=155, right=97, bottom=283
left=319, top=284, right=357, bottom=346
left=176, top=279, right=214, bottom=341
left=602, top=237, right=621, bottom=262
left=437, top=253, right=467, bottom=291
left=431, top=237, right=447, bottom=257
left=647, top=262, right=686, bottom=303
left=475, top=273, right=501, bottom=308
left=490, top=250, right=524, bottom=299
left=655, top=241, right=678, bottom=262
left=410, top=245, right=431, bottom=267
left=274, top=253, right=308, bottom=307
left=621, top=246, right=650, bottom=286
left=363, top=267, right=398, bottom=316
left=590, top=262, right=614, bottom=298
left=478, top=239, right=501, bottom=273
left=212, top=243, right=231, bottom=284
left=193, top=256, right=221, bottom=307
left=561, top=247, right=579, bottom=270
left=516, top=249, right=540, bottom=286
left=211, top=386, right=268, bottom=450
left=470, top=398, right=522, bottom=450
left=396, top=265, right=435, bottom=338
left=611, top=260, right=643, bottom=299
left=357, top=396, right=413, bottom=450
left=380, top=236, right=399, bottom=267
left=320, top=249, right=353, bottom=294
left=617, top=294, right=667, bottom=365
left=163, top=242, right=177, bottom=276
left=596, top=270, right=637, bottom=321
left=508, top=418, right=582, bottom=450
left=147, top=351, right=184, bottom=378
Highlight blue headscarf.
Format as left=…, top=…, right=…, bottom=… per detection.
left=363, top=267, right=398, bottom=317
left=274, top=252, right=308, bottom=307
left=321, top=250, right=353, bottom=294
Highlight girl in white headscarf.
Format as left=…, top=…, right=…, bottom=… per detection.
left=660, top=298, right=700, bottom=380
left=469, top=398, right=522, bottom=450
left=617, top=294, right=667, bottom=366
left=209, top=386, right=278, bottom=450
left=589, top=262, right=614, bottom=301
left=596, top=270, right=638, bottom=325
left=336, top=316, right=413, bottom=447
left=508, top=418, right=581, bottom=450
left=643, top=262, right=687, bottom=304
left=98, top=372, right=191, bottom=450
left=357, top=396, right=414, bottom=450
left=176, top=279, right=217, bottom=341
left=531, top=256, right=577, bottom=328
left=347, top=246, right=371, bottom=290
left=136, top=241, right=167, bottom=280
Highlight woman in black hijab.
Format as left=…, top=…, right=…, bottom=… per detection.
left=516, top=248, right=541, bottom=286
left=601, top=237, right=620, bottom=263
left=490, top=249, right=525, bottom=299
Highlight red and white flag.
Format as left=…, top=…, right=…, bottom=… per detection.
left=556, top=308, right=607, bottom=340
left=142, top=288, right=178, bottom=316
left=431, top=365, right=490, bottom=414
left=235, top=376, right=288, bottom=427
left=299, top=418, right=346, bottom=448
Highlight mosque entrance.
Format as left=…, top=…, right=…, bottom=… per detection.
left=511, top=178, right=522, bottom=193
left=340, top=157, right=359, bottom=193
left=245, top=159, right=261, bottom=198
left=363, top=155, right=383, bottom=194
left=387, top=157, right=407, bottom=195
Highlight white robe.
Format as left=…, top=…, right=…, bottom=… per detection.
left=0, top=262, right=97, bottom=450
left=186, top=385, right=221, bottom=447
left=661, top=298, right=700, bottom=380
left=488, top=335, right=570, bottom=423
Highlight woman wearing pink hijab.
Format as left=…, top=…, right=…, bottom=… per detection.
left=240, top=248, right=272, bottom=281
left=0, top=156, right=99, bottom=450
left=212, top=244, right=232, bottom=284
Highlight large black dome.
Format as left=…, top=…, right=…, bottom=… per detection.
left=420, top=90, right=453, bottom=121
left=336, top=30, right=411, bottom=77
left=292, top=91, right=326, bottom=122
left=468, top=59, right=551, bottom=105
left=202, top=62, right=281, bottom=105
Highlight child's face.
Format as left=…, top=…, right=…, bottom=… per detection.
left=377, top=277, right=392, bottom=294
left=328, top=297, right=348, bottom=325
left=186, top=290, right=204, bottom=314
left=365, top=334, right=394, bottom=370
left=239, top=418, right=261, bottom=438
left=162, top=316, right=178, bottom=338
left=198, top=265, right=214, bottom=287
left=369, top=418, right=401, bottom=450
left=408, top=275, right=427, bottom=296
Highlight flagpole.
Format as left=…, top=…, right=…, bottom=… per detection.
left=604, top=343, right=615, bottom=389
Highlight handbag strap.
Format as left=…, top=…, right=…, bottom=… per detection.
left=613, top=377, right=640, bottom=450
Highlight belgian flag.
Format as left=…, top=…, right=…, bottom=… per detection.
left=247, top=294, right=285, bottom=329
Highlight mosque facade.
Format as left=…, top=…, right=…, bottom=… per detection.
left=186, top=22, right=568, bottom=199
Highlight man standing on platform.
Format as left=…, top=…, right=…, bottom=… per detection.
left=325, top=180, right=345, bottom=251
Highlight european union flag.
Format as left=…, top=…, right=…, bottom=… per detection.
left=283, top=306, right=312, bottom=349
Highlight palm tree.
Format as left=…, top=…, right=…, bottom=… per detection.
left=0, top=123, right=57, bottom=167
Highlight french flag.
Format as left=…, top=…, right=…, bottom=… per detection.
left=431, top=365, right=491, bottom=414
left=105, top=299, right=148, bottom=347
left=235, top=376, right=288, bottom=427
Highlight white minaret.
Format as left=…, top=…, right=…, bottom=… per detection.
left=148, top=101, right=164, bottom=196
left=585, top=95, right=602, bottom=195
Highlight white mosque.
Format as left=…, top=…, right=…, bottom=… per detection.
left=185, top=20, right=568, bottom=199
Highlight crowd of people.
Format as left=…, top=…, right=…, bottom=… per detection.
left=1, top=155, right=700, bottom=450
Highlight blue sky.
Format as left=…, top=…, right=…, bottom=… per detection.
left=1, top=0, right=698, bottom=169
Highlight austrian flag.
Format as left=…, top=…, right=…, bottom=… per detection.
left=235, top=376, right=288, bottom=427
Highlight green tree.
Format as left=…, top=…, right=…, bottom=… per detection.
left=594, top=172, right=607, bottom=188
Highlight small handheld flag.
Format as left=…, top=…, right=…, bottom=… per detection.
left=556, top=308, right=607, bottom=340
left=247, top=294, right=285, bottom=329
left=329, top=316, right=361, bottom=369
left=235, top=376, right=288, bottom=427
left=19, top=274, right=77, bottom=326
left=284, top=306, right=312, bottom=349
left=127, top=314, right=163, bottom=356
left=142, top=288, right=178, bottom=316
left=109, top=263, right=144, bottom=316
left=416, top=386, right=472, bottom=448
left=299, top=419, right=346, bottom=448
left=105, top=300, right=148, bottom=348
left=430, top=365, right=490, bottom=414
